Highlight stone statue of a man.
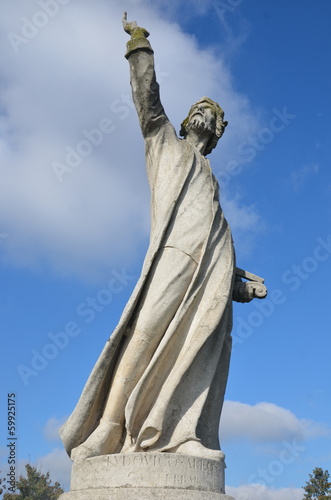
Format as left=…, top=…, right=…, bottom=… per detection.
left=61, top=13, right=237, bottom=463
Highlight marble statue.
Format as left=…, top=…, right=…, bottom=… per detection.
left=60, top=13, right=267, bottom=466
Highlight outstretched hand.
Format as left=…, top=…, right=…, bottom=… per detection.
left=122, top=12, right=150, bottom=39
left=122, top=12, right=138, bottom=35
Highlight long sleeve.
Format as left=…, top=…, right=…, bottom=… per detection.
left=125, top=34, right=169, bottom=137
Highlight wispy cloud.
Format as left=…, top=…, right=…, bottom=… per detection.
left=151, top=0, right=214, bottom=18
left=42, top=416, right=67, bottom=442
left=227, top=484, right=304, bottom=500
left=286, top=163, right=320, bottom=191
left=222, top=196, right=265, bottom=257
left=220, top=400, right=331, bottom=442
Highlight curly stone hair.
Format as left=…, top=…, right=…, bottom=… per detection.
left=179, top=97, right=228, bottom=156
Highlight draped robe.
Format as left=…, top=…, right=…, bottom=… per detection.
left=60, top=38, right=236, bottom=457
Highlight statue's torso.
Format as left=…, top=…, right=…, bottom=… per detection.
left=163, top=152, right=216, bottom=263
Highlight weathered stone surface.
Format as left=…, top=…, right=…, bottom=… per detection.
left=71, top=453, right=224, bottom=491
left=59, top=489, right=235, bottom=500
left=61, top=14, right=236, bottom=462
left=58, top=453, right=235, bottom=500
left=57, top=12, right=270, bottom=500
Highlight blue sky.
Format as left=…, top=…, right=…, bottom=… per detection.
left=0, top=1, right=330, bottom=498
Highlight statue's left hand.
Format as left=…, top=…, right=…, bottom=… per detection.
left=232, top=281, right=267, bottom=303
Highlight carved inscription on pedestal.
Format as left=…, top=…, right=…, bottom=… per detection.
left=71, top=453, right=225, bottom=493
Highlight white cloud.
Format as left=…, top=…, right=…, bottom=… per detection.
left=36, top=448, right=72, bottom=491
left=0, top=0, right=263, bottom=281
left=222, top=198, right=262, bottom=233
left=227, top=484, right=304, bottom=500
left=220, top=400, right=331, bottom=443
left=151, top=0, right=214, bottom=18
left=300, top=418, right=331, bottom=439
left=43, top=416, right=67, bottom=442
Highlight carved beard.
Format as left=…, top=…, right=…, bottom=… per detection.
left=186, top=114, right=214, bottom=136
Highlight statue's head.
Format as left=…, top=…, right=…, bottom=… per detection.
left=180, top=97, right=228, bottom=156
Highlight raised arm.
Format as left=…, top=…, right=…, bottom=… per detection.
left=123, top=12, right=168, bottom=137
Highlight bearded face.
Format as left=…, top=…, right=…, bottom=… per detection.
left=180, top=98, right=228, bottom=156
left=185, top=103, right=217, bottom=136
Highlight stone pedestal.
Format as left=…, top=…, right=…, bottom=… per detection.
left=59, top=453, right=235, bottom=499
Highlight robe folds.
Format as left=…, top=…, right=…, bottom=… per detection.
left=60, top=41, right=236, bottom=456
